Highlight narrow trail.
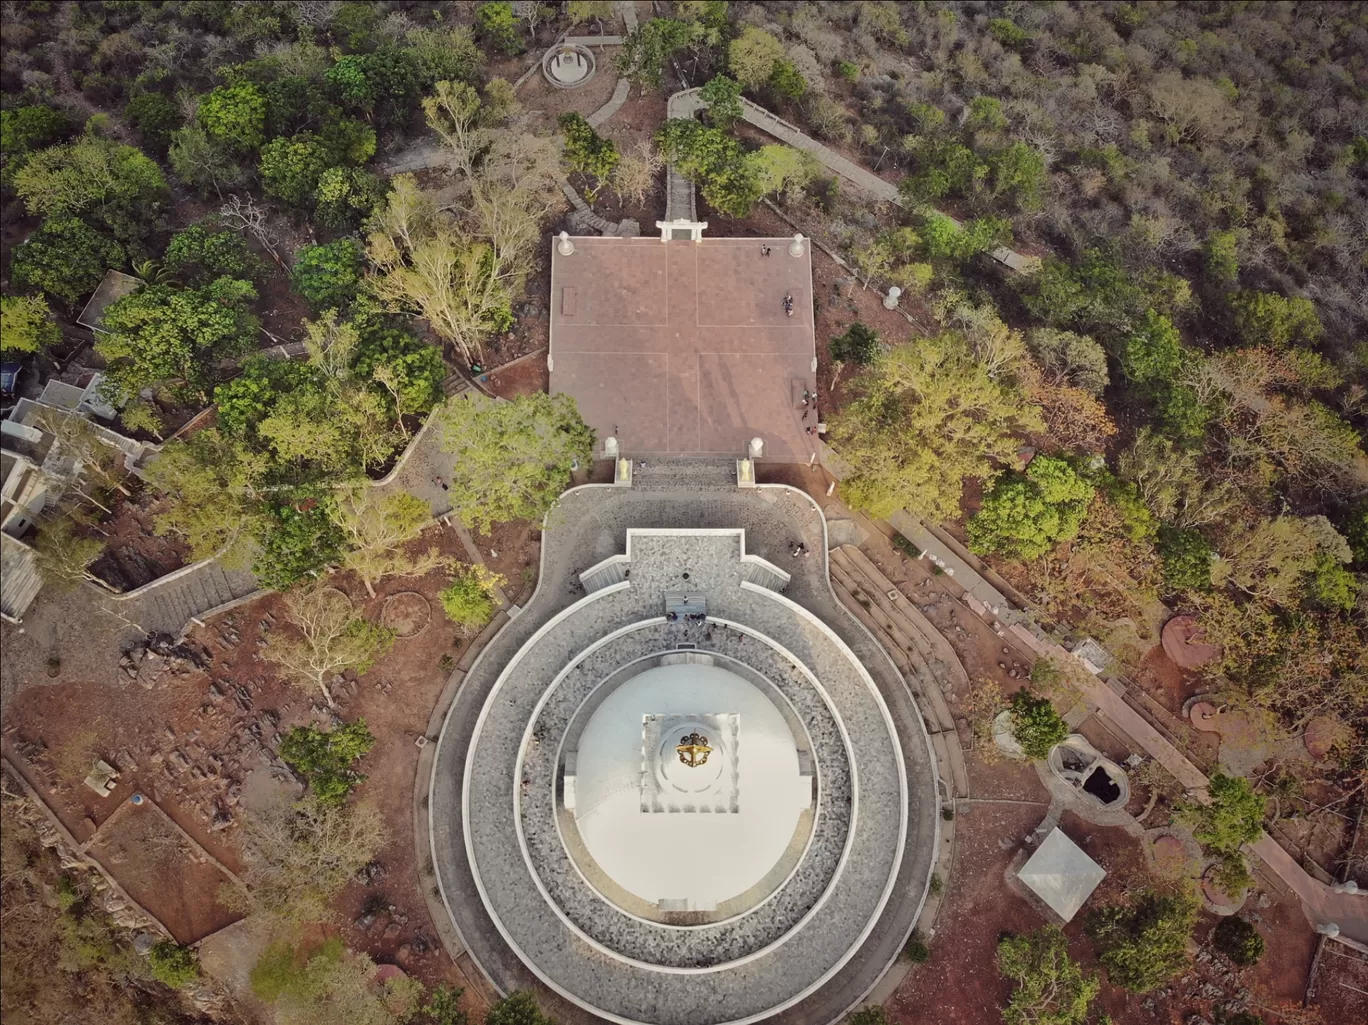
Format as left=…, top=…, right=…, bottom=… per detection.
left=47, top=0, right=138, bottom=145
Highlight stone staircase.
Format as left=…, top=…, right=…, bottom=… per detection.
left=739, top=558, right=790, bottom=593
left=631, top=458, right=737, bottom=491
left=121, top=559, right=262, bottom=639
left=579, top=556, right=629, bottom=593
left=827, top=545, right=970, bottom=799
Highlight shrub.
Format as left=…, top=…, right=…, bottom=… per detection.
left=902, top=934, right=930, bottom=962
left=1088, top=889, right=1199, bottom=992
left=1158, top=526, right=1213, bottom=592
left=439, top=565, right=502, bottom=631
left=292, top=239, right=365, bottom=310
left=1008, top=691, right=1068, bottom=759
left=146, top=941, right=200, bottom=988
left=1229, top=291, right=1322, bottom=349
left=279, top=720, right=376, bottom=804
left=1213, top=916, right=1265, bottom=967
left=830, top=323, right=880, bottom=366
left=846, top=1006, right=889, bottom=1025
left=485, top=990, right=554, bottom=1025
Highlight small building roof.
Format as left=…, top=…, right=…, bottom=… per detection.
left=1016, top=827, right=1106, bottom=923
left=76, top=269, right=143, bottom=333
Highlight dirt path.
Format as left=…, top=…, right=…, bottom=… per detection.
left=47, top=1, right=138, bottom=145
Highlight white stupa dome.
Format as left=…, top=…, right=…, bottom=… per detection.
left=570, top=663, right=808, bottom=911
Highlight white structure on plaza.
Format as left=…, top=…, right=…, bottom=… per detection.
left=1016, top=827, right=1106, bottom=923
left=568, top=662, right=811, bottom=911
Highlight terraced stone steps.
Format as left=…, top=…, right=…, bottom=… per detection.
left=828, top=545, right=970, bottom=800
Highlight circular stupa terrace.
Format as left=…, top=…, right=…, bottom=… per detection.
left=430, top=472, right=940, bottom=1025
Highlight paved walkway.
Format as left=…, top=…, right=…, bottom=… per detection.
left=665, top=89, right=1034, bottom=274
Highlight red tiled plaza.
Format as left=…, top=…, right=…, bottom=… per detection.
left=548, top=236, right=819, bottom=462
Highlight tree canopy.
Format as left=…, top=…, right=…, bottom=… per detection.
left=13, top=133, right=167, bottom=241
left=829, top=332, right=1042, bottom=522
left=997, top=926, right=1099, bottom=1025
left=434, top=393, right=594, bottom=533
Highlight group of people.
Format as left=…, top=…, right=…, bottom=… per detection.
left=666, top=611, right=707, bottom=624
left=791, top=541, right=811, bottom=558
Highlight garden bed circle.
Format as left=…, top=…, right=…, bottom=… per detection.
left=381, top=591, right=431, bottom=638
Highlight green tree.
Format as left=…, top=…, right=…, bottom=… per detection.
left=1180, top=773, right=1265, bottom=860
left=124, top=93, right=183, bottom=152
left=728, top=26, right=785, bottom=89
left=352, top=326, right=446, bottom=428
left=615, top=18, right=697, bottom=89
left=996, top=925, right=1099, bottom=1025
left=438, top=564, right=503, bottom=631
left=1025, top=328, right=1108, bottom=396
left=1008, top=691, right=1069, bottom=759
left=558, top=113, right=620, bottom=202
left=1229, top=291, right=1322, bottom=349
left=830, top=323, right=880, bottom=367
left=1203, top=229, right=1239, bottom=284
left=828, top=332, right=1042, bottom=522
left=1214, top=515, right=1351, bottom=607
left=700, top=74, right=743, bottom=129
left=968, top=457, right=1096, bottom=561
left=1307, top=551, right=1359, bottom=612
left=279, top=720, right=377, bottom=804
left=1119, top=309, right=1183, bottom=385
left=655, top=118, right=761, bottom=217
left=1088, top=889, right=1198, bottom=993
left=1212, top=916, right=1265, bottom=967
left=1158, top=526, right=1214, bottom=592
left=745, top=144, right=819, bottom=203
left=768, top=59, right=808, bottom=100
left=475, top=1, right=523, bottom=55
left=331, top=488, right=448, bottom=598
left=255, top=499, right=348, bottom=592
left=567, top=1, right=615, bottom=32
left=168, top=124, right=250, bottom=199
left=142, top=430, right=270, bottom=564
left=164, top=224, right=261, bottom=283
left=263, top=584, right=394, bottom=706
left=0, top=105, right=74, bottom=169
left=259, top=120, right=375, bottom=208
left=0, top=295, right=61, bottom=353
left=95, top=277, right=259, bottom=398
left=197, top=83, right=268, bottom=152
left=434, top=392, right=594, bottom=532
left=987, top=141, right=1046, bottom=211
left=10, top=216, right=125, bottom=309
left=918, top=212, right=1011, bottom=265
left=325, top=48, right=420, bottom=130
left=485, top=991, right=555, bottom=1025
left=292, top=239, right=365, bottom=310
left=13, top=134, right=168, bottom=241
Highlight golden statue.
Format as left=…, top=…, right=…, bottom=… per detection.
left=676, top=732, right=712, bottom=768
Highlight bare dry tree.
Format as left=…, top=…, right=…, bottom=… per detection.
left=263, top=585, right=394, bottom=707
left=222, top=795, right=386, bottom=927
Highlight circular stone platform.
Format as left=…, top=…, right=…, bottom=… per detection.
left=430, top=481, right=939, bottom=1025
left=542, top=43, right=597, bottom=88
